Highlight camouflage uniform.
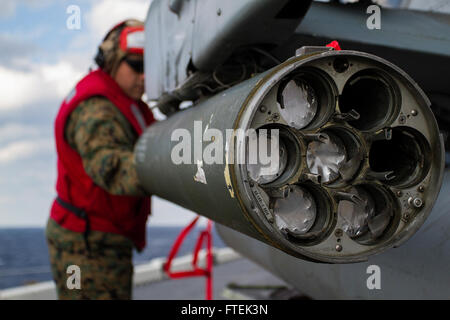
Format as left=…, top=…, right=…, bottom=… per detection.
left=46, top=219, right=134, bottom=300
left=65, top=96, right=147, bottom=197
left=46, top=96, right=145, bottom=300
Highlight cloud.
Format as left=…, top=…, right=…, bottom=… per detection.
left=0, top=34, right=38, bottom=69
left=67, top=0, right=154, bottom=57
left=0, top=60, right=83, bottom=111
left=86, top=0, right=152, bottom=43
left=0, top=138, right=53, bottom=164
left=0, top=123, right=41, bottom=143
left=0, top=0, right=55, bottom=19
left=0, top=0, right=153, bottom=113
left=0, top=196, right=12, bottom=205
left=0, top=1, right=16, bottom=18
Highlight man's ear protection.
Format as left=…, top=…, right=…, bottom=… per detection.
left=95, top=21, right=127, bottom=69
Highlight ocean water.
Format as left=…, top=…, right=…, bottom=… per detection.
left=0, top=226, right=226, bottom=290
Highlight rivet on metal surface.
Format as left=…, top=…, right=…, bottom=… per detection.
left=411, top=109, right=418, bottom=116
left=418, top=186, right=425, bottom=193
left=335, top=229, right=343, bottom=237
left=408, top=196, right=423, bottom=208
left=335, top=244, right=343, bottom=252
left=396, top=191, right=402, bottom=197
left=413, top=197, right=423, bottom=208
left=259, top=105, right=267, bottom=113
left=398, top=114, right=407, bottom=124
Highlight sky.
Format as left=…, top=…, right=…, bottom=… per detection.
left=0, top=0, right=201, bottom=227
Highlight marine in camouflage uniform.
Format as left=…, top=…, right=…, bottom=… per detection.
left=46, top=96, right=146, bottom=300
left=47, top=18, right=149, bottom=300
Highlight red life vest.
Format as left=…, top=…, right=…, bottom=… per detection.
left=50, top=69, right=155, bottom=251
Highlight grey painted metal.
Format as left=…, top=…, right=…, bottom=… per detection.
left=216, top=170, right=450, bottom=299
left=296, top=2, right=450, bottom=57
left=274, top=1, right=450, bottom=97
left=136, top=70, right=271, bottom=243
left=145, top=0, right=196, bottom=100
left=190, top=0, right=311, bottom=71
left=139, top=0, right=450, bottom=295
left=136, top=48, right=444, bottom=263
left=229, top=50, right=444, bottom=263
left=145, top=0, right=311, bottom=100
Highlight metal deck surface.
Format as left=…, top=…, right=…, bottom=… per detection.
left=133, top=257, right=297, bottom=300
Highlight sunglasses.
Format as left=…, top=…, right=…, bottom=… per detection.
left=124, top=57, right=144, bottom=74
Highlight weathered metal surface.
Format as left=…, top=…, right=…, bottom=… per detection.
left=216, top=170, right=450, bottom=299
left=136, top=49, right=444, bottom=263
left=136, top=71, right=271, bottom=243
left=145, top=0, right=312, bottom=100
left=274, top=1, right=450, bottom=97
